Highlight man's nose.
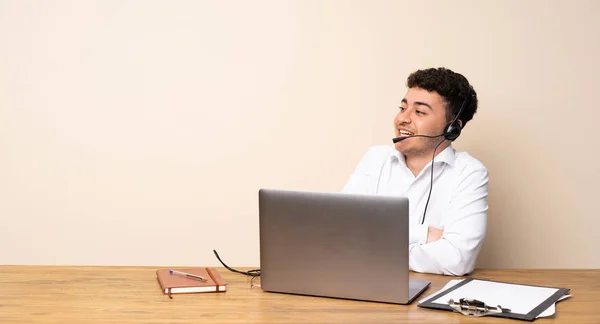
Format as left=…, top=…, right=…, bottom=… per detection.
left=397, top=111, right=411, bottom=125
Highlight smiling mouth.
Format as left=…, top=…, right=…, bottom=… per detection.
left=397, top=129, right=415, bottom=137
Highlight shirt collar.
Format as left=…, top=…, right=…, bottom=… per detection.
left=390, top=145, right=456, bottom=168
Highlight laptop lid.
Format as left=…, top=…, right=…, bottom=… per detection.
left=258, top=189, right=430, bottom=304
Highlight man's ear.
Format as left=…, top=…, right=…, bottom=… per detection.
left=458, top=119, right=463, bottom=128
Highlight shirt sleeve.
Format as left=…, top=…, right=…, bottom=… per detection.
left=409, top=223, right=429, bottom=245
left=409, top=166, right=489, bottom=276
left=341, top=147, right=388, bottom=195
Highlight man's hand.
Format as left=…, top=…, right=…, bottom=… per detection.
left=426, top=226, right=443, bottom=243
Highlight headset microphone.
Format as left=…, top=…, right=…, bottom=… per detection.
left=392, top=133, right=444, bottom=144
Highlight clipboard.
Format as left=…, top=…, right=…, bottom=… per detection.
left=418, top=278, right=570, bottom=321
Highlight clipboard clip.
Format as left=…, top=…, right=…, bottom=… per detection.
left=448, top=298, right=511, bottom=317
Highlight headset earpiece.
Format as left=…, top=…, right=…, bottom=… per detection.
left=443, top=91, right=472, bottom=142
left=443, top=121, right=462, bottom=141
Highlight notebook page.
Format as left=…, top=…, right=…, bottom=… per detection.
left=431, top=280, right=559, bottom=315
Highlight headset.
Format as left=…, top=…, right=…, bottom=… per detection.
left=392, top=89, right=474, bottom=144
left=391, top=88, right=475, bottom=224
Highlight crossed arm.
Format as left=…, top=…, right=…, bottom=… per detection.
left=408, top=167, right=489, bottom=276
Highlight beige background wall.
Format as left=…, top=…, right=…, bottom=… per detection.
left=1, top=0, right=598, bottom=268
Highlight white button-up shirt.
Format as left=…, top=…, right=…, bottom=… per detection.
left=342, top=145, right=489, bottom=276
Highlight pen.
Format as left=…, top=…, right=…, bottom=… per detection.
left=169, top=269, right=208, bottom=281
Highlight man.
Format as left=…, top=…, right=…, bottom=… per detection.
left=342, top=67, right=489, bottom=276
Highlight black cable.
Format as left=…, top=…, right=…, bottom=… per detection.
left=213, top=249, right=261, bottom=277
left=420, top=138, right=446, bottom=225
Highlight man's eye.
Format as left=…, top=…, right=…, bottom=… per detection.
left=416, top=110, right=425, bottom=115
left=399, top=106, right=406, bottom=111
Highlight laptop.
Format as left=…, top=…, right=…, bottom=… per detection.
left=258, top=188, right=430, bottom=304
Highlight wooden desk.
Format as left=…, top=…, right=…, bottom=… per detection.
left=0, top=266, right=598, bottom=323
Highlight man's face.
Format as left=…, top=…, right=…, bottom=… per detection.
left=393, top=87, right=449, bottom=156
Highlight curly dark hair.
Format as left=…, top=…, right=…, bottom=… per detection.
left=406, top=67, right=478, bottom=127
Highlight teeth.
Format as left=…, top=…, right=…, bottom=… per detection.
left=399, top=130, right=413, bottom=136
